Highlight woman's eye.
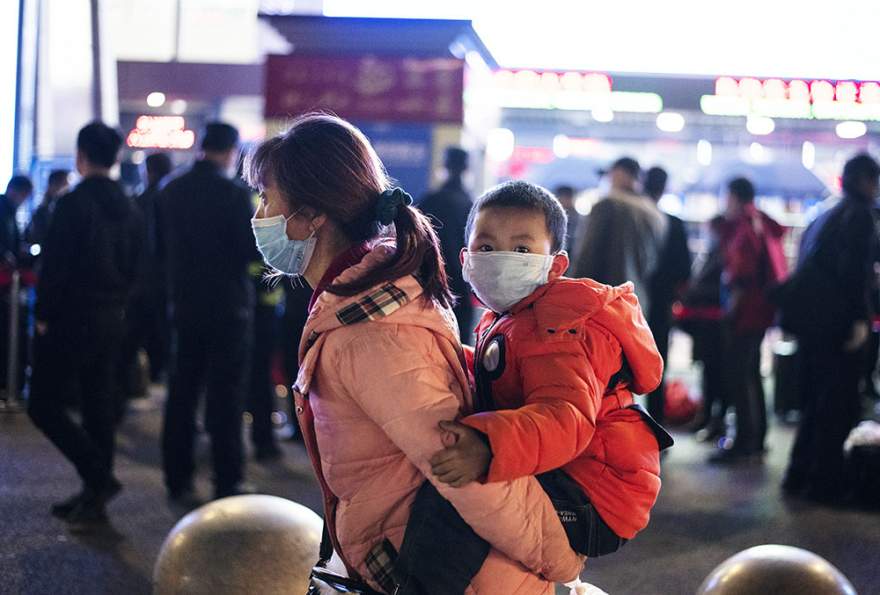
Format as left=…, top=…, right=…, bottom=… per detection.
left=478, top=245, right=493, bottom=252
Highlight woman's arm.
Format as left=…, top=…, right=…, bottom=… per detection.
left=335, top=326, right=583, bottom=583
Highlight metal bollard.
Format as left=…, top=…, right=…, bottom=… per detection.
left=4, top=270, right=21, bottom=411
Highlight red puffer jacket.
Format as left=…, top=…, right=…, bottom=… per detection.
left=461, top=277, right=665, bottom=540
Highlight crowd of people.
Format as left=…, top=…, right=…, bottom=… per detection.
left=1, top=113, right=878, bottom=591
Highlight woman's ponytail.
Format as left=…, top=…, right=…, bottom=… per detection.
left=329, top=187, right=455, bottom=308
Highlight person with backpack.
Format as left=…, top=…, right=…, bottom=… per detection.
left=780, top=153, right=880, bottom=504
left=709, top=177, right=787, bottom=464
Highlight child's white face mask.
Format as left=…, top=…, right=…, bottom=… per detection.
left=462, top=251, right=555, bottom=313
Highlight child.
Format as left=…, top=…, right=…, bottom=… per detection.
left=430, top=180, right=672, bottom=558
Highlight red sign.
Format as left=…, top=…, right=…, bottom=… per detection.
left=126, top=116, right=195, bottom=149
left=264, top=55, right=464, bottom=124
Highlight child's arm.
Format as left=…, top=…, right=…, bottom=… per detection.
left=436, top=338, right=606, bottom=484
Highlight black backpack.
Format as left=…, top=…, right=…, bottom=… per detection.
left=770, top=205, right=850, bottom=342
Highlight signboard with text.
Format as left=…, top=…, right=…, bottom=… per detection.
left=701, top=76, right=880, bottom=121
left=264, top=54, right=464, bottom=124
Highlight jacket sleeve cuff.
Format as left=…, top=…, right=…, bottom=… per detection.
left=461, top=413, right=522, bottom=482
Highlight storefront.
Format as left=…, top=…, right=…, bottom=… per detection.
left=480, top=68, right=880, bottom=255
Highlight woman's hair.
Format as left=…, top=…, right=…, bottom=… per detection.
left=244, top=113, right=453, bottom=307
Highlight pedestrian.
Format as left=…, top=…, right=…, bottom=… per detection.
left=27, top=122, right=143, bottom=525
left=131, top=153, right=173, bottom=383
left=677, top=215, right=728, bottom=440
left=418, top=146, right=475, bottom=343
left=159, top=122, right=260, bottom=505
left=554, top=184, right=580, bottom=252
left=0, top=175, right=32, bottom=268
left=0, top=174, right=33, bottom=400
left=572, top=157, right=667, bottom=314
left=428, top=181, right=669, bottom=578
left=245, top=114, right=582, bottom=593
left=25, top=169, right=69, bottom=249
left=781, top=154, right=880, bottom=503
left=246, top=251, right=285, bottom=461
left=644, top=167, right=691, bottom=425
left=709, top=177, right=786, bottom=463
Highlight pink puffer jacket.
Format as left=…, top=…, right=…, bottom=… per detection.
left=294, top=244, right=583, bottom=594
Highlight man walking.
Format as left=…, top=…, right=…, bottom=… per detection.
left=28, top=122, right=143, bottom=525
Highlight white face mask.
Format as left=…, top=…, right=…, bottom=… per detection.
left=462, top=251, right=555, bottom=313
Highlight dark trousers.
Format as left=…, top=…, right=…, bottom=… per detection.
left=647, top=311, right=671, bottom=424
left=28, top=309, right=125, bottom=491
left=162, top=311, right=250, bottom=494
left=125, top=291, right=169, bottom=383
left=393, top=471, right=622, bottom=594
left=785, top=339, right=863, bottom=500
left=692, top=320, right=727, bottom=427
left=0, top=292, right=28, bottom=396
left=248, top=304, right=279, bottom=449
left=725, top=328, right=766, bottom=453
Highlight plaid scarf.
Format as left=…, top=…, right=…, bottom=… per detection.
left=336, top=283, right=409, bottom=326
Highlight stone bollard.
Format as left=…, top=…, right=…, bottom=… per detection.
left=697, top=544, right=857, bottom=595
left=154, top=495, right=323, bottom=594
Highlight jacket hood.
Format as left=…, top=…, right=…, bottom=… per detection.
left=76, top=176, right=132, bottom=220
left=299, top=241, right=460, bottom=359
left=513, top=277, right=663, bottom=394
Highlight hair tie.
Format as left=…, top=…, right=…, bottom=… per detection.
left=375, top=187, right=413, bottom=225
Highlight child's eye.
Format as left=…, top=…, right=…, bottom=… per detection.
left=514, top=246, right=531, bottom=253
left=478, top=245, right=494, bottom=252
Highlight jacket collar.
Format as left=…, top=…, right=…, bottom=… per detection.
left=299, top=242, right=426, bottom=357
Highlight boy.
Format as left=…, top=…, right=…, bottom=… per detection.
left=430, top=180, right=672, bottom=557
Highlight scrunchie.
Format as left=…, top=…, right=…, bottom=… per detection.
left=375, top=187, right=414, bottom=225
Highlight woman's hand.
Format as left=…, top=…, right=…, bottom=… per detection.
left=430, top=420, right=492, bottom=487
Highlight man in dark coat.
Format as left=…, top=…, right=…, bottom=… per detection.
left=783, top=153, right=880, bottom=503
left=644, top=167, right=691, bottom=425
left=27, top=122, right=143, bottom=525
left=418, top=147, right=474, bottom=343
left=160, top=122, right=260, bottom=504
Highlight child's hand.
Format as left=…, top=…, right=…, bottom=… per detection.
left=430, top=420, right=492, bottom=487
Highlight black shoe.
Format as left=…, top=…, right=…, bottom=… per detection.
left=168, top=488, right=204, bottom=510
left=65, top=497, right=109, bottom=528
left=51, top=491, right=86, bottom=519
left=54, top=477, right=122, bottom=519
left=214, top=482, right=258, bottom=500
left=781, top=473, right=807, bottom=497
left=98, top=477, right=123, bottom=505
left=255, top=444, right=283, bottom=462
left=708, top=447, right=760, bottom=465
left=695, top=424, right=725, bottom=443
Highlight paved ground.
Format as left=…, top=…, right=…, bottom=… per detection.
left=2, top=385, right=879, bottom=595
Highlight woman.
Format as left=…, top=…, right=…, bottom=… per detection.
left=244, top=114, right=582, bottom=593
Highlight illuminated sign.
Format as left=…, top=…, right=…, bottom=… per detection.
left=126, top=116, right=195, bottom=149
left=701, top=77, right=880, bottom=121
left=488, top=69, right=663, bottom=113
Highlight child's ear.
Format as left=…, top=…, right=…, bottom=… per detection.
left=548, top=251, right=569, bottom=281
left=459, top=247, right=467, bottom=267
